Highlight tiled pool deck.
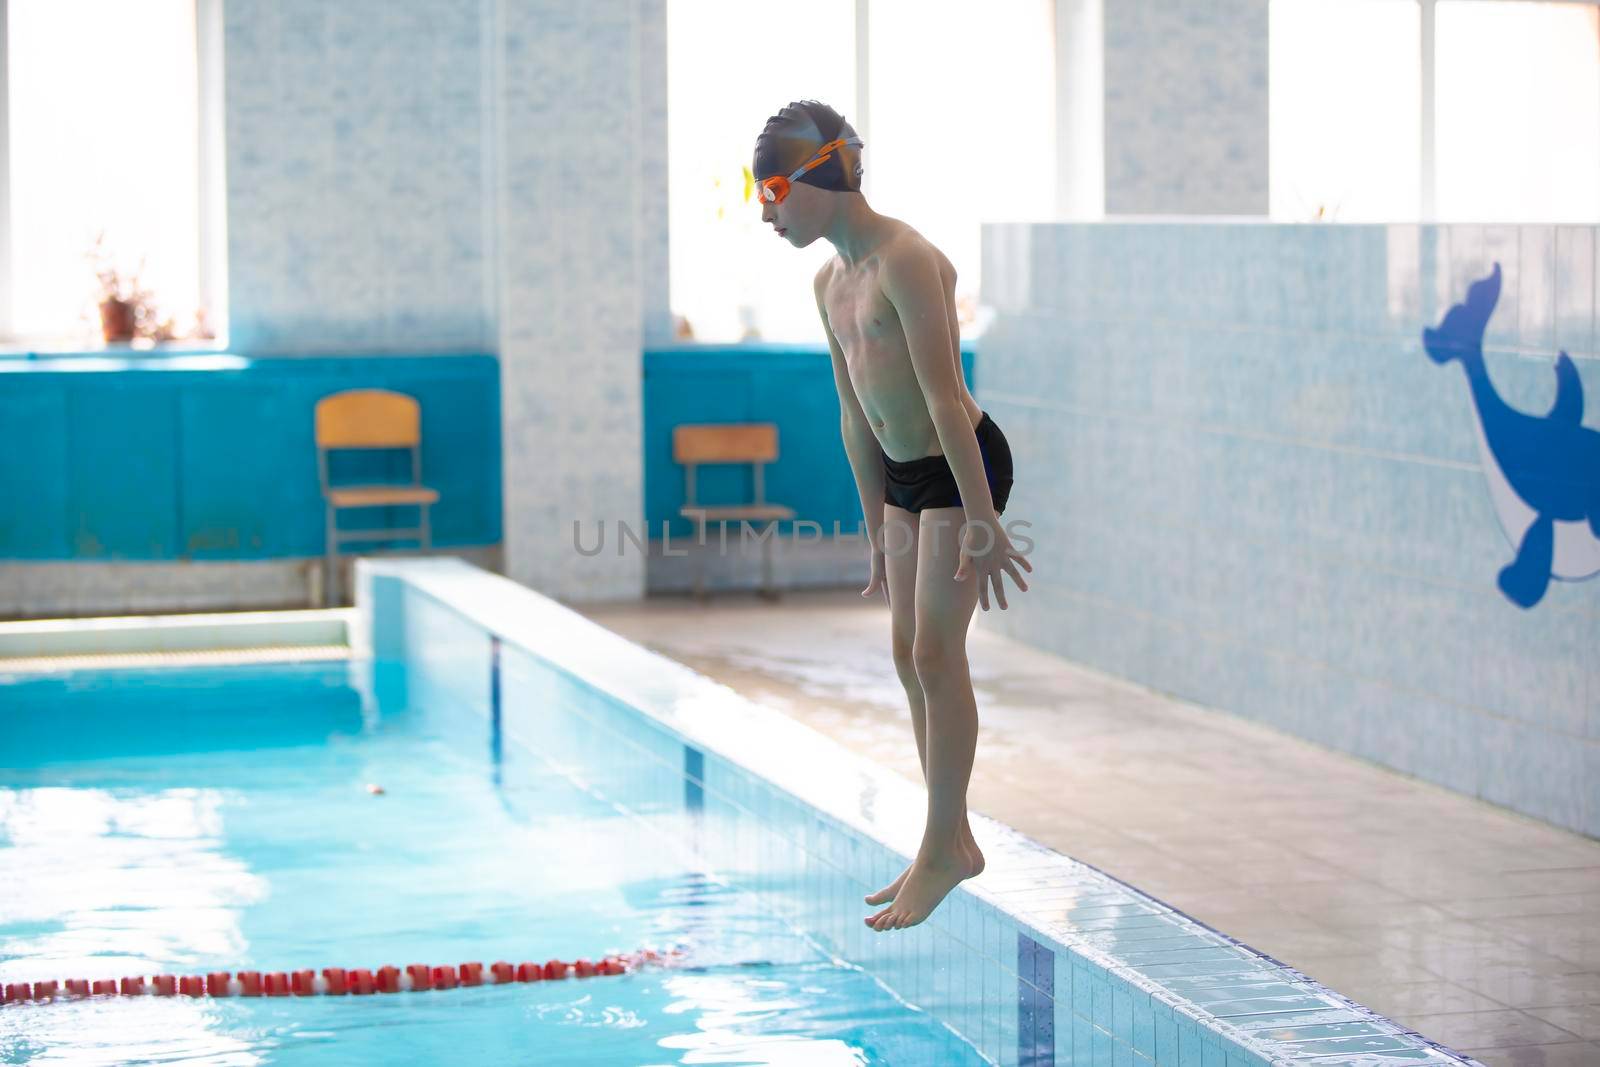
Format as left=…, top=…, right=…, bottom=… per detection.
left=577, top=588, right=1600, bottom=1067
left=351, top=559, right=1507, bottom=1066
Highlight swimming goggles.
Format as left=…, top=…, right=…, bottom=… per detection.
left=752, top=135, right=865, bottom=206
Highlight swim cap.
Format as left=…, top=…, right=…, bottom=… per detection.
left=752, top=99, right=865, bottom=193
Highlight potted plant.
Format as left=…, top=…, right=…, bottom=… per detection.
left=88, top=235, right=140, bottom=343
left=85, top=231, right=155, bottom=344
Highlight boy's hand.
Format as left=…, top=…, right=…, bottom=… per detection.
left=863, top=546, right=889, bottom=605
left=954, top=519, right=1031, bottom=611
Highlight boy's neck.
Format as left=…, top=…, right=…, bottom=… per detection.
left=822, top=193, right=891, bottom=267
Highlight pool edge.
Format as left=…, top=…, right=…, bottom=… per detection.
left=356, top=556, right=1487, bottom=1067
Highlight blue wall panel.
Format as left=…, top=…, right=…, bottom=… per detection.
left=68, top=385, right=181, bottom=559
left=0, top=387, right=69, bottom=558
left=9, top=341, right=969, bottom=563
left=178, top=379, right=321, bottom=557
left=0, top=353, right=502, bottom=561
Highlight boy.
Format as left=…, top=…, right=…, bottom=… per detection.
left=751, top=100, right=1031, bottom=931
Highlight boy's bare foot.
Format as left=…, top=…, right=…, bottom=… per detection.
left=863, top=822, right=984, bottom=906
left=865, top=845, right=970, bottom=931
left=864, top=863, right=913, bottom=907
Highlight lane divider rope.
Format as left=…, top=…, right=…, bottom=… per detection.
left=2, top=948, right=682, bottom=1005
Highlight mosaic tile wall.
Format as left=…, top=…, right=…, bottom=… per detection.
left=222, top=0, right=496, bottom=355
left=1102, top=0, right=1268, bottom=216
left=223, top=0, right=669, bottom=601
left=977, top=221, right=1599, bottom=837
left=491, top=0, right=656, bottom=601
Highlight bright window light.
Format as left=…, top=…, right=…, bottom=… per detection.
left=666, top=0, right=856, bottom=344
left=666, top=0, right=1053, bottom=344
left=1435, top=0, right=1600, bottom=223
left=1269, top=0, right=1422, bottom=221
left=6, top=0, right=203, bottom=344
left=867, top=0, right=1055, bottom=330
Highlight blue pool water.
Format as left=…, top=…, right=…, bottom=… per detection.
left=0, top=661, right=983, bottom=1065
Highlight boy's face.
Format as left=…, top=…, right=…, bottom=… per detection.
left=759, top=179, right=830, bottom=248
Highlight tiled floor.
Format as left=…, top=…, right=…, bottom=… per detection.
left=577, top=588, right=1600, bottom=1067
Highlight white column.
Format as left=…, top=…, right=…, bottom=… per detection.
left=1053, top=0, right=1105, bottom=219
left=1102, top=0, right=1269, bottom=216
left=638, top=0, right=673, bottom=346
left=855, top=0, right=871, bottom=199
left=195, top=0, right=230, bottom=341
left=493, top=0, right=649, bottom=602
left=1419, top=0, right=1436, bottom=222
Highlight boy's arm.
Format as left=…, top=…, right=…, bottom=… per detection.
left=877, top=242, right=997, bottom=527
left=816, top=267, right=888, bottom=553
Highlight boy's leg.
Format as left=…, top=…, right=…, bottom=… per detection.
left=867, top=505, right=984, bottom=931
left=866, top=505, right=987, bottom=907
left=866, top=504, right=922, bottom=906
left=883, top=503, right=925, bottom=768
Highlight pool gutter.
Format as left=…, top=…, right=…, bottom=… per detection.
left=0, top=608, right=353, bottom=669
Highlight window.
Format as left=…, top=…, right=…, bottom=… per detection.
left=666, top=0, right=857, bottom=344
left=665, top=0, right=1055, bottom=344
left=1435, top=0, right=1600, bottom=222
left=1271, top=0, right=1600, bottom=224
left=4, top=0, right=214, bottom=346
left=867, top=0, right=1055, bottom=330
left=1269, top=0, right=1422, bottom=221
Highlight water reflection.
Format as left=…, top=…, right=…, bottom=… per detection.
left=0, top=786, right=264, bottom=1064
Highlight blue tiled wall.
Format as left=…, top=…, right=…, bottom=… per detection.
left=643, top=343, right=977, bottom=539
left=978, top=221, right=1599, bottom=838
left=0, top=353, right=501, bottom=560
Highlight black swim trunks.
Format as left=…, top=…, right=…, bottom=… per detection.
left=881, top=410, right=1014, bottom=515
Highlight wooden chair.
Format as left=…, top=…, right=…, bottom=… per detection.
left=315, top=388, right=439, bottom=605
left=673, top=422, right=795, bottom=600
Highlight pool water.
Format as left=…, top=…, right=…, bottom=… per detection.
left=0, top=661, right=984, bottom=1065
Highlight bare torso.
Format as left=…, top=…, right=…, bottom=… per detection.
left=818, top=221, right=982, bottom=462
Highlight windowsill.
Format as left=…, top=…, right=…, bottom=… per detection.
left=657, top=311, right=992, bottom=352
left=0, top=337, right=231, bottom=359
left=649, top=339, right=980, bottom=356
left=647, top=340, right=839, bottom=354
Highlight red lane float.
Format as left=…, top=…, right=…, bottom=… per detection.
left=1, top=948, right=677, bottom=1007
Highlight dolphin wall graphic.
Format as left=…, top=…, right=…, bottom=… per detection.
left=1422, top=262, right=1600, bottom=608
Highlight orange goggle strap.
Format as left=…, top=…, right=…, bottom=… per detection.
left=756, top=135, right=865, bottom=202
